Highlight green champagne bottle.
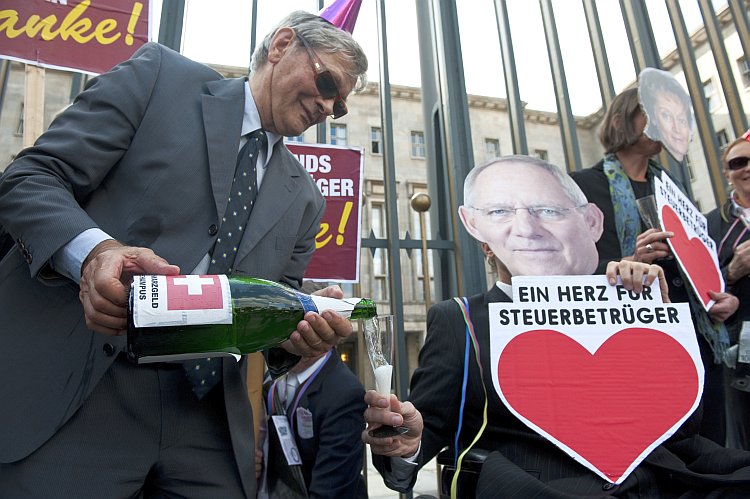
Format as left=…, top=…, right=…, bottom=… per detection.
left=126, top=274, right=377, bottom=364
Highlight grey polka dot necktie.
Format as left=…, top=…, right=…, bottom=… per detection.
left=184, top=129, right=267, bottom=399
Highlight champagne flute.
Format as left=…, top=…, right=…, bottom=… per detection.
left=636, top=195, right=660, bottom=230
left=636, top=194, right=675, bottom=260
left=364, top=314, right=408, bottom=438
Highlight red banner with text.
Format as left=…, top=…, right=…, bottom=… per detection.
left=0, top=0, right=151, bottom=74
left=288, top=143, right=364, bottom=283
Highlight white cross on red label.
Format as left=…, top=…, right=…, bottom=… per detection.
left=167, top=275, right=223, bottom=310
left=133, top=275, right=232, bottom=328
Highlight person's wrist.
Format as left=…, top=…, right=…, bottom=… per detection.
left=726, top=261, right=742, bottom=285
left=400, top=441, right=421, bottom=460
left=81, top=239, right=122, bottom=276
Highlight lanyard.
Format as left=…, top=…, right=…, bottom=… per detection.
left=266, top=350, right=332, bottom=435
left=718, top=217, right=749, bottom=256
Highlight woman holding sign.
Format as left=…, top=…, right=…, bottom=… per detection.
left=707, top=130, right=750, bottom=450
left=571, top=88, right=738, bottom=446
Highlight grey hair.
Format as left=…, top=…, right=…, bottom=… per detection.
left=250, top=10, right=368, bottom=92
left=463, top=155, right=588, bottom=207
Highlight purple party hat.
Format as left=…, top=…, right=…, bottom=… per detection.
left=318, top=0, right=363, bottom=34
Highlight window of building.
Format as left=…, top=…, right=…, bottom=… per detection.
left=371, top=127, right=382, bottom=155
left=411, top=131, right=426, bottom=158
left=703, top=79, right=720, bottom=112
left=284, top=134, right=304, bottom=143
left=685, top=154, right=696, bottom=181
left=717, top=129, right=730, bottom=149
left=485, top=138, right=500, bottom=161
left=330, top=123, right=347, bottom=145
left=738, top=56, right=750, bottom=88
left=15, top=102, right=24, bottom=136
left=370, top=202, right=388, bottom=302
left=533, top=149, right=548, bottom=161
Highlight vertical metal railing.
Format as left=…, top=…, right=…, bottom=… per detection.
left=540, top=0, right=582, bottom=171
left=698, top=0, right=748, bottom=138
left=415, top=0, right=459, bottom=304
left=665, top=0, right=725, bottom=206
left=374, top=0, right=409, bottom=406
left=728, top=0, right=750, bottom=66
left=157, top=0, right=185, bottom=51
left=582, top=0, right=615, bottom=110
left=430, top=0, right=485, bottom=298
left=493, top=0, right=528, bottom=155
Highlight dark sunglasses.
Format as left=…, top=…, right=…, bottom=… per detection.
left=295, top=32, right=348, bottom=119
left=728, top=156, right=750, bottom=171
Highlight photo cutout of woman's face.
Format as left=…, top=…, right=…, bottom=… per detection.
left=638, top=68, right=694, bottom=162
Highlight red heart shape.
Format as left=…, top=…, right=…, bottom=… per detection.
left=661, top=204, right=721, bottom=306
left=498, top=328, right=699, bottom=482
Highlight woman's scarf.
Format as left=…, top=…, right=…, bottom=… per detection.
left=603, top=153, right=642, bottom=257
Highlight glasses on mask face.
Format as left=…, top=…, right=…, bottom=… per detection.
left=468, top=205, right=585, bottom=223
left=295, top=32, right=348, bottom=119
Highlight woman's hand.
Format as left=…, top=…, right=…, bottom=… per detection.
left=707, top=291, right=739, bottom=323
left=632, top=228, right=674, bottom=264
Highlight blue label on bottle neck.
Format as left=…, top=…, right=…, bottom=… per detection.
left=295, top=292, right=319, bottom=314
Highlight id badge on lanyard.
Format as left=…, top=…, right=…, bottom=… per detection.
left=271, top=415, right=302, bottom=466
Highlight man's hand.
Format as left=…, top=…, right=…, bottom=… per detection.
left=362, top=391, right=423, bottom=458
left=632, top=228, right=674, bottom=264
left=283, top=285, right=353, bottom=357
left=708, top=290, right=739, bottom=323
left=606, top=260, right=669, bottom=301
left=79, top=239, right=180, bottom=336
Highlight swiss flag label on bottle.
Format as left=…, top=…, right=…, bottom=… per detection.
left=133, top=275, right=233, bottom=328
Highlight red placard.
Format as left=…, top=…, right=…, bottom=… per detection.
left=0, top=0, right=151, bottom=75
left=287, top=143, right=364, bottom=282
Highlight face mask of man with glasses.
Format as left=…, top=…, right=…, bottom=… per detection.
left=458, top=156, right=606, bottom=278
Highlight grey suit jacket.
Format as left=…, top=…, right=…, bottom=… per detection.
left=0, top=42, right=324, bottom=496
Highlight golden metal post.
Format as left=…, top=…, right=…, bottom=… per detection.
left=410, top=192, right=439, bottom=492
left=410, top=192, right=432, bottom=311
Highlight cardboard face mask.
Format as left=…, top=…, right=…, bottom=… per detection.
left=638, top=68, right=695, bottom=163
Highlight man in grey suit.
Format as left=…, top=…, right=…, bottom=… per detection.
left=363, top=156, right=750, bottom=497
left=0, top=10, right=367, bottom=499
